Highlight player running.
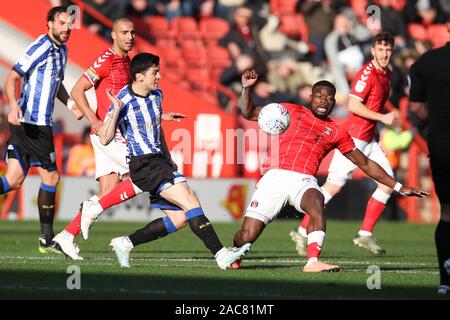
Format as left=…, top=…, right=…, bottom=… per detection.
left=98, top=53, right=250, bottom=269
left=52, top=18, right=186, bottom=260
left=232, top=69, right=428, bottom=272
left=2, top=6, right=82, bottom=253
left=290, top=31, right=401, bottom=255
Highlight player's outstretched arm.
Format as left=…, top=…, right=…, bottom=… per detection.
left=409, top=101, right=428, bottom=123
left=71, top=77, right=102, bottom=131
left=57, top=84, right=84, bottom=120
left=344, top=148, right=429, bottom=197
left=239, top=69, right=262, bottom=121
left=4, top=69, right=23, bottom=126
left=98, top=89, right=122, bottom=145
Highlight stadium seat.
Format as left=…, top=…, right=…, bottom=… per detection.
left=181, top=43, right=208, bottom=67
left=350, top=0, right=368, bottom=23
left=427, top=24, right=448, bottom=48
left=270, top=0, right=298, bottom=16
left=389, top=0, right=406, bottom=11
left=278, top=13, right=309, bottom=41
left=143, top=16, right=174, bottom=40
left=206, top=45, right=232, bottom=69
left=408, top=23, right=428, bottom=41
left=171, top=17, right=201, bottom=41
left=199, top=17, right=230, bottom=45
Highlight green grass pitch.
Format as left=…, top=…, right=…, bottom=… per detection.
left=0, top=220, right=445, bottom=299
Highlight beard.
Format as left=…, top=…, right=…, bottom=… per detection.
left=52, top=30, right=70, bottom=44
left=311, top=106, right=332, bottom=119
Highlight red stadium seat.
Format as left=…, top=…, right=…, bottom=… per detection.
left=270, top=0, right=298, bottom=16
left=185, top=67, right=212, bottom=92
left=171, top=17, right=201, bottom=41
left=206, top=45, right=232, bottom=69
left=278, top=13, right=309, bottom=41
left=427, top=24, right=449, bottom=48
left=199, top=17, right=230, bottom=45
left=408, top=23, right=428, bottom=41
left=350, top=0, right=368, bottom=23
left=143, top=16, right=174, bottom=40
left=389, top=0, right=406, bottom=11
left=181, top=43, right=208, bottom=67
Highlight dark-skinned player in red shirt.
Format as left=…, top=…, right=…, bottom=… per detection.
left=232, top=70, right=428, bottom=272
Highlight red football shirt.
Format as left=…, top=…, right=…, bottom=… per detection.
left=343, top=60, right=391, bottom=142
left=83, top=48, right=131, bottom=121
left=262, top=103, right=356, bottom=176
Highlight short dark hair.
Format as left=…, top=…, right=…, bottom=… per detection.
left=372, top=31, right=395, bottom=48
left=312, top=80, right=336, bottom=94
left=47, top=6, right=68, bottom=22
left=130, top=53, right=160, bottom=81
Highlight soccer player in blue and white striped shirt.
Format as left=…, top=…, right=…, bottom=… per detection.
left=2, top=6, right=78, bottom=253
left=99, top=53, right=251, bottom=269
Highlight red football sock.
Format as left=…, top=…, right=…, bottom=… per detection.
left=98, top=179, right=138, bottom=210
left=64, top=213, right=81, bottom=236
left=300, top=214, right=310, bottom=229
left=360, top=197, right=386, bottom=233
left=307, top=231, right=325, bottom=260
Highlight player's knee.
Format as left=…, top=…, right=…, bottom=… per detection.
left=5, top=176, right=24, bottom=191
left=42, top=171, right=60, bottom=186
left=170, top=213, right=188, bottom=229
left=162, top=216, right=183, bottom=234
left=326, top=172, right=348, bottom=189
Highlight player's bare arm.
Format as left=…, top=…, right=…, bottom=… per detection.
left=239, top=69, right=262, bottom=121
left=71, top=76, right=102, bottom=132
left=4, top=69, right=23, bottom=126
left=57, top=84, right=83, bottom=120
left=410, top=101, right=429, bottom=123
left=162, top=112, right=187, bottom=122
left=344, top=148, right=429, bottom=197
left=98, top=89, right=122, bottom=145
left=348, top=95, right=399, bottom=126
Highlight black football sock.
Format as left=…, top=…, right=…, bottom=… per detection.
left=38, top=183, right=57, bottom=243
left=128, top=218, right=170, bottom=246
left=186, top=208, right=223, bottom=255
left=435, top=219, right=450, bottom=286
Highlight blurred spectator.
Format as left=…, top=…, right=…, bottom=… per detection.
left=324, top=13, right=364, bottom=97
left=48, top=0, right=71, bottom=6
left=405, top=0, right=447, bottom=25
left=266, top=54, right=313, bottom=98
left=219, top=5, right=269, bottom=73
left=159, top=0, right=194, bottom=21
left=66, top=127, right=95, bottom=177
left=300, top=0, right=336, bottom=66
left=370, top=0, right=407, bottom=48
left=191, top=0, right=229, bottom=20
left=84, top=0, right=123, bottom=39
left=414, top=39, right=434, bottom=54
left=220, top=54, right=255, bottom=93
left=126, top=0, right=160, bottom=17
left=251, top=79, right=293, bottom=106
left=259, top=14, right=310, bottom=60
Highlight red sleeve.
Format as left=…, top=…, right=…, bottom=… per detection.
left=82, top=54, right=112, bottom=86
left=349, top=67, right=374, bottom=102
left=335, top=128, right=356, bottom=155
left=281, top=103, right=304, bottom=115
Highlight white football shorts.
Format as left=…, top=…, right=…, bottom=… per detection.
left=327, top=137, right=394, bottom=187
left=90, top=130, right=129, bottom=180
left=245, top=169, right=322, bottom=225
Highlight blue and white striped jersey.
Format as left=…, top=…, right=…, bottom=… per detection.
left=109, top=85, right=164, bottom=157
left=13, top=34, right=68, bottom=126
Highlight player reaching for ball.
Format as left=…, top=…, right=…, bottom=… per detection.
left=232, top=69, right=429, bottom=272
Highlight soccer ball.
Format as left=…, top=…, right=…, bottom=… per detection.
left=258, top=103, right=290, bottom=135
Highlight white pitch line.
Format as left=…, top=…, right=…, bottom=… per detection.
left=0, top=255, right=437, bottom=267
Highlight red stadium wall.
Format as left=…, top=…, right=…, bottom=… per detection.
left=0, top=0, right=238, bottom=177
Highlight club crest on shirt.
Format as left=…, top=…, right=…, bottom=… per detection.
left=324, top=127, right=333, bottom=135
left=250, top=200, right=259, bottom=208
